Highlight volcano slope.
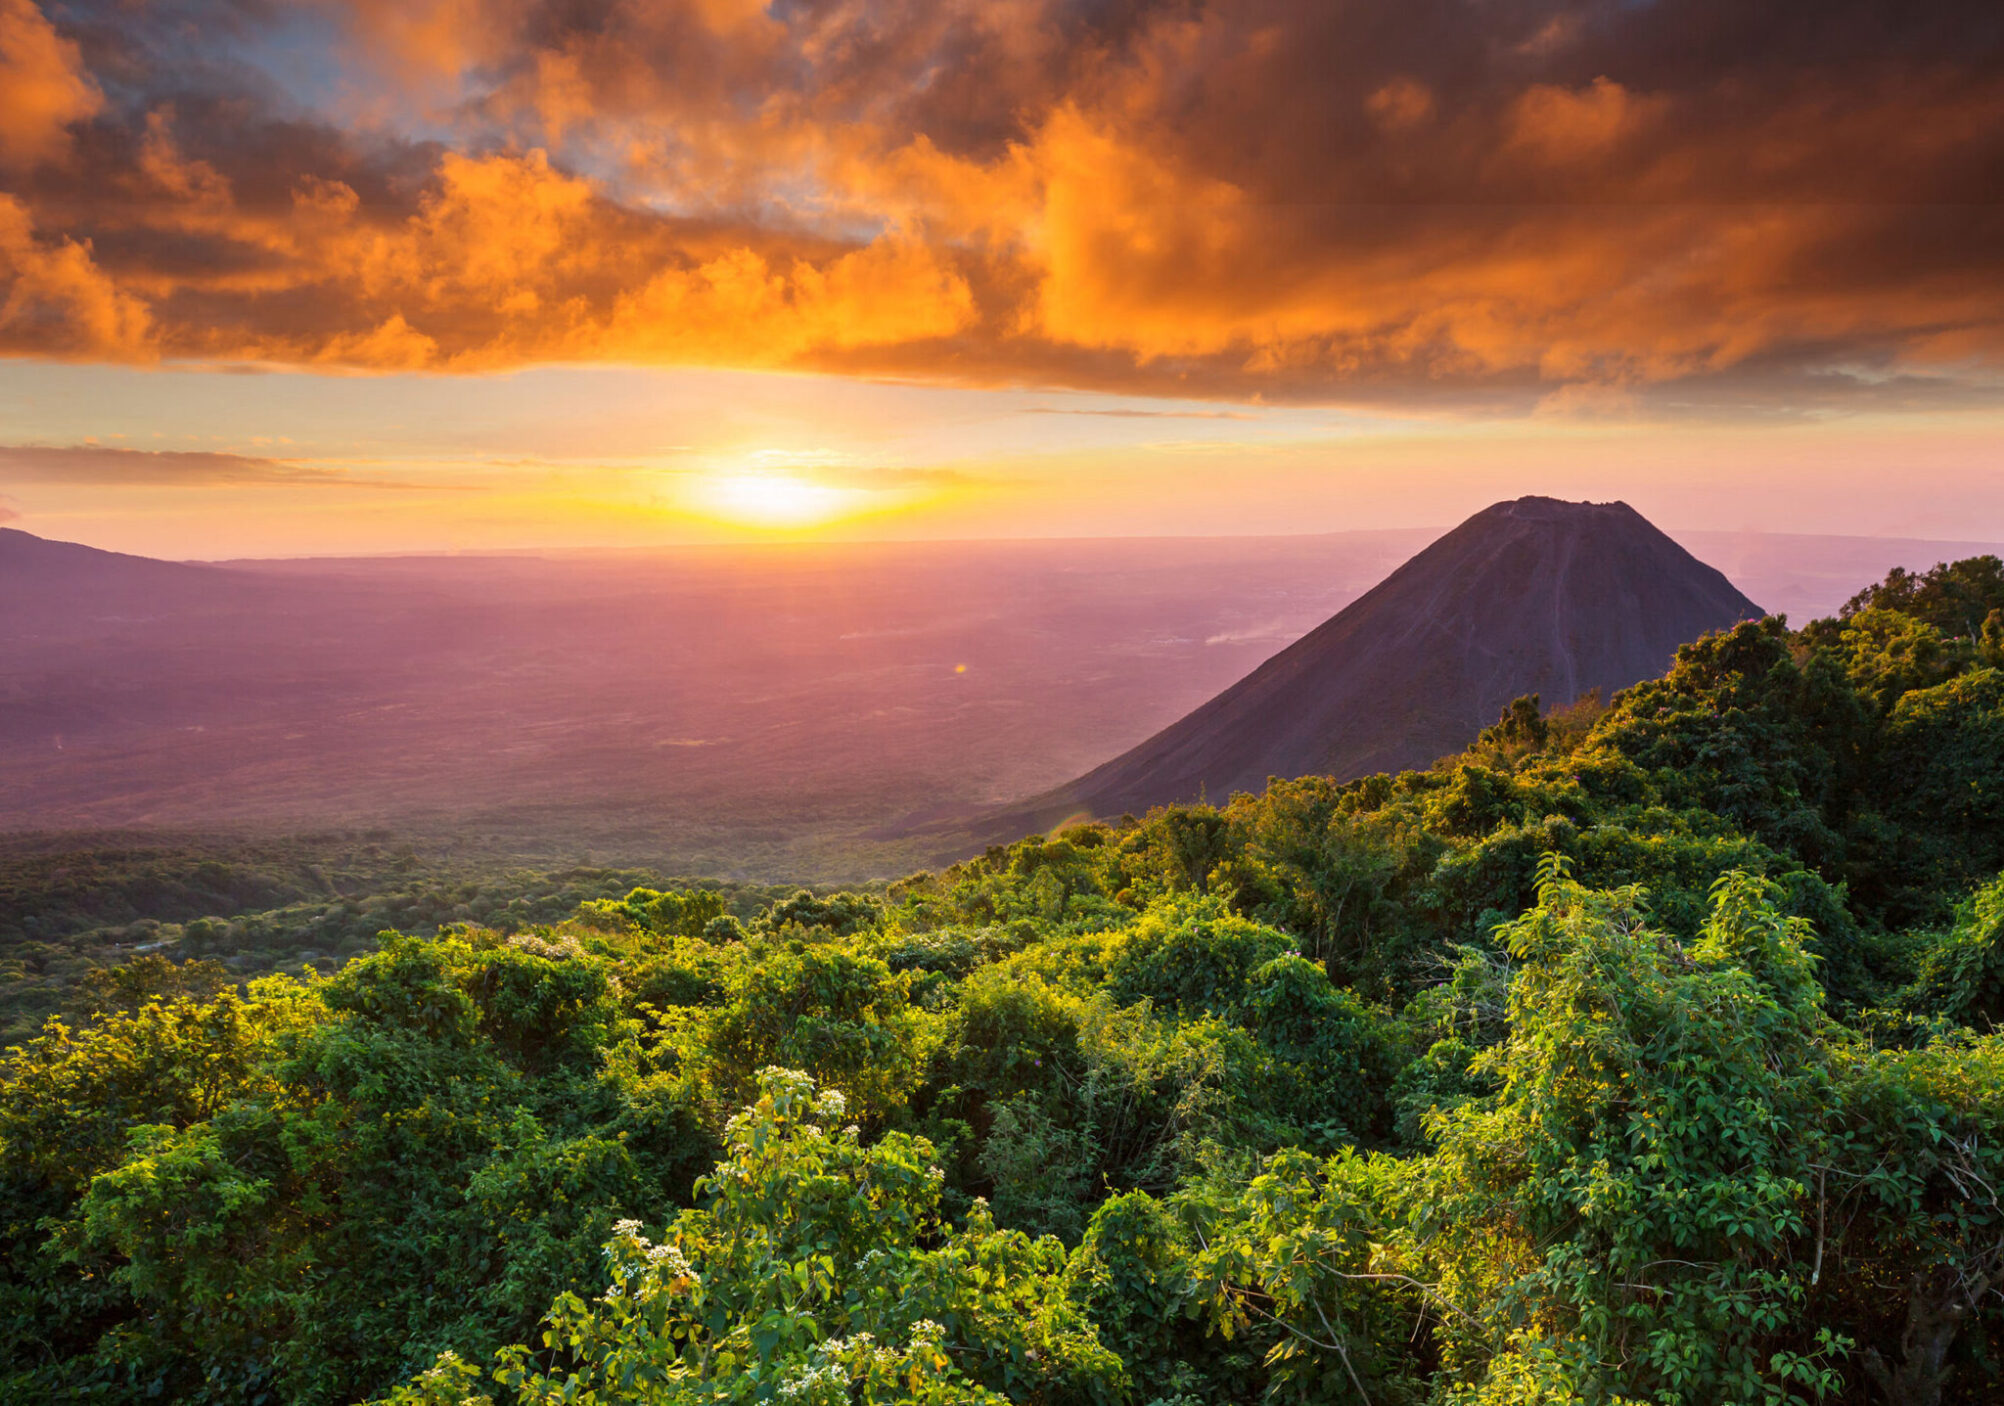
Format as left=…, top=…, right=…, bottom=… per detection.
left=973, top=496, right=1762, bottom=840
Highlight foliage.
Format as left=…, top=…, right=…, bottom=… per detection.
left=417, top=1068, right=1121, bottom=1406
left=1906, top=875, right=2004, bottom=1030
left=1838, top=556, right=2004, bottom=642
left=1411, top=863, right=1848, bottom=1403
left=7, top=555, right=2004, bottom=1403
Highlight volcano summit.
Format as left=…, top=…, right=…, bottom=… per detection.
left=982, top=496, right=1763, bottom=837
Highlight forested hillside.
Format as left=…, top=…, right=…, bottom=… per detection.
left=5, top=558, right=2004, bottom=1405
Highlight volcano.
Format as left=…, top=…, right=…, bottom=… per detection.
left=977, top=497, right=1762, bottom=838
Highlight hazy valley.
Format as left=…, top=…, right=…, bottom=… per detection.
left=4, top=525, right=1996, bottom=877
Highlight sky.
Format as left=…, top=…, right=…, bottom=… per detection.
left=0, top=0, right=2000, bottom=556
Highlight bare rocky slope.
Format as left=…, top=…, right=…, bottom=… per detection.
left=969, top=497, right=1762, bottom=839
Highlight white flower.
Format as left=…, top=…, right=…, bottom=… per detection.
left=645, top=1243, right=694, bottom=1280
left=908, top=1318, right=945, bottom=1346
left=612, top=1218, right=643, bottom=1236
left=814, top=1089, right=847, bottom=1117
left=777, top=1361, right=849, bottom=1398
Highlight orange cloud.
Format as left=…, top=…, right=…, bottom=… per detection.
left=1366, top=78, right=1434, bottom=133
left=314, top=314, right=440, bottom=371
left=1505, top=77, right=1664, bottom=166
left=0, top=0, right=1997, bottom=411
left=266, top=149, right=976, bottom=369
left=0, top=195, right=151, bottom=358
left=0, top=0, right=99, bottom=170
left=587, top=239, right=975, bottom=365
left=357, top=149, right=601, bottom=311
left=334, top=0, right=519, bottom=80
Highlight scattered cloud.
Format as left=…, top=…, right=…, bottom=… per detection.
left=0, top=444, right=351, bottom=485
left=0, top=0, right=1995, bottom=411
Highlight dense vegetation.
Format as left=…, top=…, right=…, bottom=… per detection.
left=5, top=558, right=2004, bottom=1405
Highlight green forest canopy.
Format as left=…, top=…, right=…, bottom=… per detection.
left=4, top=556, right=2004, bottom=1405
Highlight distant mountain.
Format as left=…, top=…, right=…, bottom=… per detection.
left=971, top=497, right=1762, bottom=839
left=0, top=528, right=249, bottom=621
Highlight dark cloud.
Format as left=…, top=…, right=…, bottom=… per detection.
left=0, top=0, right=1999, bottom=410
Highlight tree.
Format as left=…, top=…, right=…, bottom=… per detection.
left=1841, top=558, right=2004, bottom=642
left=1405, top=863, right=1849, bottom=1403
left=384, top=1068, right=1122, bottom=1405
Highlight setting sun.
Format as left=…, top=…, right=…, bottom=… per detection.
left=694, top=471, right=867, bottom=529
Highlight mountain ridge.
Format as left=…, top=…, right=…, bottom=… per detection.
left=0, top=527, right=253, bottom=618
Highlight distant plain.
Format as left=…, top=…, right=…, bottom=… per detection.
left=4, top=526, right=1998, bottom=878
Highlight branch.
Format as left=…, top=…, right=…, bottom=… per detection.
left=1323, top=1270, right=1482, bottom=1329
left=1812, top=1166, right=1827, bottom=1289
left=1312, top=1299, right=1374, bottom=1406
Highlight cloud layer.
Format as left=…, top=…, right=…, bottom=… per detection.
left=0, top=0, right=1999, bottom=407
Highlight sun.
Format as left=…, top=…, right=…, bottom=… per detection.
left=695, top=471, right=866, bottom=530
